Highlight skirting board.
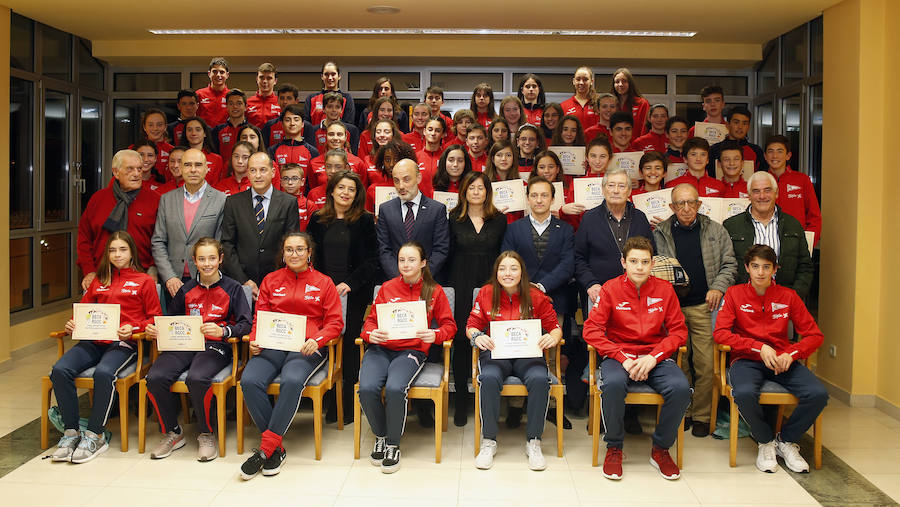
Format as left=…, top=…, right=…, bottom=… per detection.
left=0, top=337, right=57, bottom=373
left=820, top=376, right=900, bottom=422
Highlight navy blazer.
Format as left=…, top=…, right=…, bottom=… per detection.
left=574, top=201, right=655, bottom=290
left=502, top=215, right=576, bottom=314
left=376, top=194, right=450, bottom=279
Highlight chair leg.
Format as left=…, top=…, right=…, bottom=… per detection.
left=117, top=381, right=129, bottom=452
left=353, top=384, right=361, bottom=460
left=433, top=394, right=442, bottom=463
left=775, top=405, right=786, bottom=434
left=41, top=378, right=52, bottom=449
left=473, top=384, right=481, bottom=457
left=216, top=386, right=227, bottom=457
left=312, top=394, right=323, bottom=460
left=138, top=380, right=147, bottom=453
left=555, top=389, right=564, bottom=457
left=729, top=397, right=738, bottom=467
left=709, top=384, right=719, bottom=435
left=335, top=377, right=344, bottom=431
left=813, top=413, right=823, bottom=470
left=676, top=416, right=684, bottom=469
left=442, top=386, right=449, bottom=432
left=591, top=391, right=601, bottom=467
left=236, top=384, right=245, bottom=455
left=181, top=394, right=191, bottom=424
left=588, top=392, right=595, bottom=436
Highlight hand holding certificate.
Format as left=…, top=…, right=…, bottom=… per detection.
left=375, top=300, right=428, bottom=340
left=255, top=310, right=308, bottom=353
left=573, top=177, right=605, bottom=210
left=610, top=152, right=643, bottom=182
left=694, top=122, right=728, bottom=145
left=72, top=303, right=121, bottom=341
left=154, top=316, right=205, bottom=351
left=489, top=319, right=543, bottom=359
left=491, top=179, right=527, bottom=212
left=631, top=189, right=674, bottom=221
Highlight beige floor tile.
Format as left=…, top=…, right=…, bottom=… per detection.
left=335, top=496, right=457, bottom=507
left=860, top=473, right=900, bottom=503
left=221, top=462, right=350, bottom=492
left=341, top=466, right=460, bottom=499
left=570, top=469, right=699, bottom=503
left=98, top=486, right=220, bottom=507
left=0, top=480, right=102, bottom=506
left=830, top=447, right=900, bottom=474
left=683, top=471, right=818, bottom=504
left=113, top=455, right=234, bottom=490
left=212, top=490, right=335, bottom=507
left=2, top=452, right=140, bottom=487
left=458, top=468, right=577, bottom=502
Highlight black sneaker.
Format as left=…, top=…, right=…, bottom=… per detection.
left=262, top=447, right=286, bottom=476
left=381, top=445, right=401, bottom=474
left=240, top=449, right=266, bottom=480
left=370, top=437, right=386, bottom=466
left=506, top=406, right=523, bottom=429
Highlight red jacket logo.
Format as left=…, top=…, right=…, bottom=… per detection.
left=740, top=303, right=755, bottom=313
left=272, top=286, right=287, bottom=297
left=615, top=301, right=631, bottom=311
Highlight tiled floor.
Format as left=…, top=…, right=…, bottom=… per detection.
left=1, top=342, right=898, bottom=506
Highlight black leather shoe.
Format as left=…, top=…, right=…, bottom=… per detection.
left=691, top=421, right=710, bottom=438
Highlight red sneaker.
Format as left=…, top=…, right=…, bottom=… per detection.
left=602, top=447, right=624, bottom=480
left=650, top=445, right=680, bottom=480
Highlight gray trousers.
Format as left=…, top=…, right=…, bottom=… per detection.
left=478, top=351, right=550, bottom=441
left=358, top=345, right=427, bottom=446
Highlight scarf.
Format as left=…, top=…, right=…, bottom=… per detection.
left=102, top=180, right=139, bottom=232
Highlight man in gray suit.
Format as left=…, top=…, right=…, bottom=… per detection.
left=152, top=148, right=227, bottom=301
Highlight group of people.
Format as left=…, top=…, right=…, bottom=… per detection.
left=50, top=58, right=828, bottom=482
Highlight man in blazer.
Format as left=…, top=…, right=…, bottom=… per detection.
left=221, top=151, right=300, bottom=299
left=376, top=158, right=450, bottom=280
left=152, top=149, right=227, bottom=303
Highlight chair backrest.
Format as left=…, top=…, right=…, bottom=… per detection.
left=340, top=293, right=348, bottom=334
left=156, top=283, right=165, bottom=315
left=241, top=284, right=253, bottom=308
left=472, top=287, right=480, bottom=306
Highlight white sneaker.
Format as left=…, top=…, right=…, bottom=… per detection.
left=776, top=437, right=810, bottom=473
left=51, top=429, right=81, bottom=462
left=756, top=440, right=778, bottom=473
left=475, top=439, right=497, bottom=470
left=525, top=438, right=546, bottom=471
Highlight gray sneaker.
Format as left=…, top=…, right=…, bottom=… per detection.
left=71, top=430, right=108, bottom=464
left=475, top=439, right=498, bottom=470
left=197, top=433, right=218, bottom=462
left=51, top=429, right=81, bottom=462
left=150, top=430, right=185, bottom=459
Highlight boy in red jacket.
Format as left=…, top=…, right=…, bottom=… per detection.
left=714, top=244, right=827, bottom=474
left=582, top=236, right=690, bottom=481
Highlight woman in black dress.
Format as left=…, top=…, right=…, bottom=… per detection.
left=446, top=171, right=507, bottom=426
left=307, top=170, right=378, bottom=423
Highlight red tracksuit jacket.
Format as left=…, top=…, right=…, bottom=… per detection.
left=211, top=120, right=249, bottom=163
left=523, top=103, right=543, bottom=126
left=77, top=184, right=160, bottom=275
left=170, top=275, right=252, bottom=341
left=466, top=285, right=560, bottom=336
left=721, top=178, right=749, bottom=199
left=476, top=111, right=494, bottom=128
left=561, top=96, right=598, bottom=130
left=196, top=85, right=229, bottom=129
left=713, top=281, right=823, bottom=365
left=582, top=274, right=687, bottom=363
left=402, top=131, right=426, bottom=152
left=771, top=168, right=822, bottom=245
left=624, top=97, right=651, bottom=137
left=214, top=176, right=251, bottom=196
left=584, top=124, right=610, bottom=143
left=363, top=277, right=457, bottom=354
left=249, top=267, right=344, bottom=349
left=246, top=92, right=281, bottom=128
left=668, top=172, right=726, bottom=197
left=308, top=152, right=367, bottom=188
left=80, top=267, right=162, bottom=344
left=633, top=131, right=668, bottom=153
left=201, top=149, right=224, bottom=184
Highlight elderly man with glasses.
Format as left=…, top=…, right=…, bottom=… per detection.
left=652, top=183, right=737, bottom=437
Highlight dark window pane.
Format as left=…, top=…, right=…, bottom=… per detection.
left=114, top=73, right=180, bottom=92
left=675, top=102, right=705, bottom=126
left=675, top=76, right=748, bottom=96
left=810, top=84, right=822, bottom=196
left=10, top=77, right=33, bottom=229
left=810, top=17, right=823, bottom=76
left=114, top=99, right=179, bottom=150
left=635, top=75, right=667, bottom=95
left=10, top=13, right=34, bottom=72
left=80, top=98, right=103, bottom=214
left=44, top=90, right=70, bottom=223
left=513, top=73, right=572, bottom=94
left=77, top=39, right=104, bottom=90
left=41, top=233, right=71, bottom=304
left=348, top=72, right=420, bottom=92
left=430, top=73, right=502, bottom=93
left=10, top=238, right=33, bottom=312
left=758, top=44, right=777, bottom=94
left=782, top=94, right=803, bottom=172
left=41, top=24, right=71, bottom=81
left=757, top=103, right=774, bottom=148
left=781, top=24, right=807, bottom=85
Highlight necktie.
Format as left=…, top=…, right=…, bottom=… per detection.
left=404, top=201, right=415, bottom=240
left=254, top=195, right=265, bottom=235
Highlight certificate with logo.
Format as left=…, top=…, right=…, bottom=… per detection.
left=714, top=160, right=754, bottom=181
left=549, top=146, right=586, bottom=176
left=491, top=179, right=527, bottom=212
left=72, top=303, right=120, bottom=341
left=631, top=189, right=674, bottom=221
left=610, top=151, right=643, bottom=182
left=432, top=191, right=459, bottom=217
left=665, top=163, right=688, bottom=183
left=697, top=197, right=721, bottom=223
left=490, top=319, right=543, bottom=359
left=804, top=231, right=815, bottom=257
left=154, top=316, right=205, bottom=351
left=720, top=198, right=750, bottom=222
left=376, top=300, right=428, bottom=340
left=255, top=311, right=307, bottom=352
left=373, top=186, right=399, bottom=217
left=694, top=122, right=728, bottom=145
left=573, top=177, right=605, bottom=210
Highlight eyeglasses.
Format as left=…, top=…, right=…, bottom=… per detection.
left=281, top=176, right=302, bottom=183
left=672, top=200, right=699, bottom=209
left=284, top=247, right=308, bottom=256
left=605, top=183, right=628, bottom=190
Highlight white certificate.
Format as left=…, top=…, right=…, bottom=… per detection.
left=610, top=151, right=644, bottom=182
left=714, top=160, right=754, bottom=181
left=549, top=146, right=586, bottom=176
left=694, top=122, right=728, bottom=145
left=632, top=189, right=674, bottom=221
left=490, top=319, right=543, bottom=359
left=491, top=179, right=527, bottom=212
left=720, top=198, right=750, bottom=222
left=804, top=231, right=815, bottom=257
left=525, top=181, right=564, bottom=215
left=375, top=300, right=428, bottom=340
left=72, top=303, right=120, bottom=341
left=697, top=198, right=721, bottom=223
left=154, top=315, right=205, bottom=352
left=518, top=171, right=531, bottom=181
left=665, top=163, right=689, bottom=183
left=432, top=191, right=459, bottom=217
left=373, top=186, right=399, bottom=217
left=572, top=177, right=605, bottom=210
left=255, top=311, right=307, bottom=352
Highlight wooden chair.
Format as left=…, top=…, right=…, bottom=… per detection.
left=236, top=294, right=347, bottom=460
left=712, top=344, right=823, bottom=469
left=353, top=286, right=455, bottom=463
left=470, top=289, right=566, bottom=458
left=588, top=345, right=687, bottom=468
left=137, top=285, right=252, bottom=457
left=40, top=331, right=148, bottom=452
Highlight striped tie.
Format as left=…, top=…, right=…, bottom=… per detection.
left=254, top=195, right=265, bottom=235
left=404, top=201, right=415, bottom=239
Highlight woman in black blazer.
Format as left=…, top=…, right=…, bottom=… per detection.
left=307, top=170, right=378, bottom=423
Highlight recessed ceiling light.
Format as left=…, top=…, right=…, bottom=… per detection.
left=148, top=28, right=697, bottom=37
left=367, top=5, right=401, bottom=14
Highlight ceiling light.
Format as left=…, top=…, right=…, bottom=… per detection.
left=366, top=5, right=401, bottom=14
left=149, top=28, right=696, bottom=37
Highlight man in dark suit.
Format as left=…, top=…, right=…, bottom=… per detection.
left=502, top=176, right=576, bottom=427
left=221, top=151, right=300, bottom=300
left=376, top=158, right=450, bottom=280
